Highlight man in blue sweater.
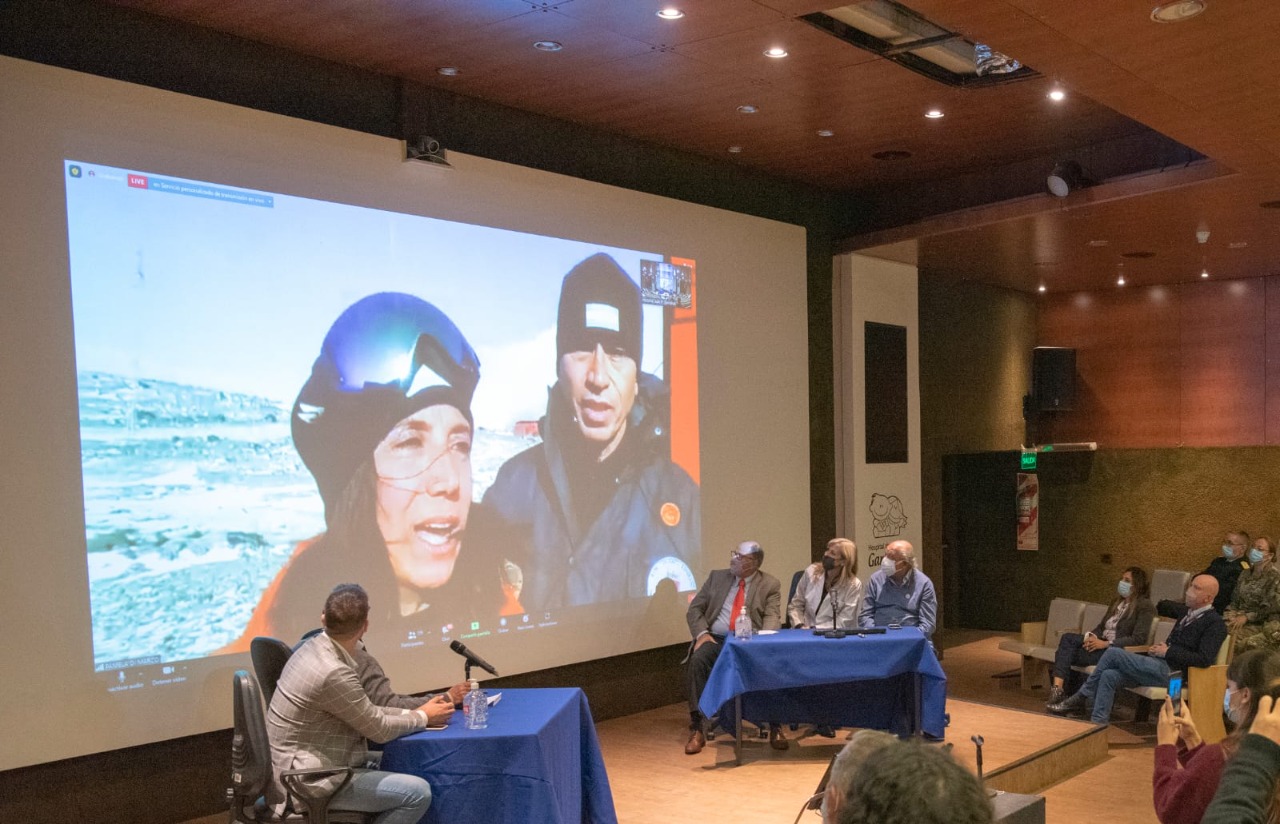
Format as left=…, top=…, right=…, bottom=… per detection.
left=1049, top=574, right=1227, bottom=724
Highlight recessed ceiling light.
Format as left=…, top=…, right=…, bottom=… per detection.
left=1229, top=241, right=1248, bottom=249
left=764, top=47, right=788, bottom=58
left=727, top=145, right=743, bottom=153
left=1087, top=239, right=1109, bottom=247
left=816, top=129, right=834, bottom=137
left=736, top=104, right=759, bottom=114
left=656, top=7, right=684, bottom=20
left=533, top=40, right=563, bottom=52
left=1047, top=88, right=1066, bottom=102
left=1117, top=274, right=1126, bottom=286
left=1151, top=0, right=1207, bottom=23
left=436, top=66, right=460, bottom=77
left=924, top=109, right=945, bottom=119
left=1038, top=284, right=1047, bottom=293
left=1201, top=269, right=1210, bottom=278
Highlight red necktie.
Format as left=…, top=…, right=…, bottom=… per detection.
left=729, top=580, right=746, bottom=631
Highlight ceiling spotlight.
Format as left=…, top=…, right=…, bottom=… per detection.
left=1087, top=239, right=1109, bottom=247
left=1201, top=269, right=1210, bottom=278
left=533, top=40, right=563, bottom=52
left=974, top=43, right=1022, bottom=76
left=1048, top=88, right=1066, bottom=102
left=436, top=66, right=460, bottom=77
left=656, top=7, right=684, bottom=20
left=925, top=109, right=945, bottom=119
left=1229, top=241, right=1248, bottom=249
left=727, top=145, right=743, bottom=154
left=1047, top=160, right=1091, bottom=197
left=736, top=104, right=759, bottom=114
left=816, top=129, right=835, bottom=137
left=764, top=47, right=788, bottom=58
left=1151, top=0, right=1207, bottom=22
left=1038, top=284, right=1047, bottom=293
left=1117, top=274, right=1126, bottom=286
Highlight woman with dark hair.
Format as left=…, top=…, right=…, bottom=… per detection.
left=1226, top=537, right=1280, bottom=654
left=1154, top=648, right=1280, bottom=824
left=1046, top=566, right=1155, bottom=707
left=225, top=292, right=506, bottom=650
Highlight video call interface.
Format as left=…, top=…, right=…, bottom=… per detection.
left=64, top=160, right=702, bottom=690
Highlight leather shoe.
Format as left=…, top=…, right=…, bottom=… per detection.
left=769, top=724, right=790, bottom=751
left=1046, top=686, right=1065, bottom=707
left=684, top=729, right=706, bottom=755
left=1047, top=692, right=1086, bottom=717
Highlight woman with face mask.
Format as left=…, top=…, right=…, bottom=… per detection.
left=1046, top=566, right=1155, bottom=708
left=1225, top=537, right=1280, bottom=655
left=788, top=538, right=863, bottom=630
left=1153, top=648, right=1280, bottom=824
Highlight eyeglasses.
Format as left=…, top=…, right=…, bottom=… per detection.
left=730, top=553, right=760, bottom=564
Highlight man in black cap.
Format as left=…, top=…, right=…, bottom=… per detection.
left=482, top=253, right=701, bottom=611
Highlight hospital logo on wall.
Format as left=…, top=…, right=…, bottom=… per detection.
left=870, top=493, right=908, bottom=538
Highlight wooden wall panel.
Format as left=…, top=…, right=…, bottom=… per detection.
left=1037, top=277, right=1278, bottom=448
left=1268, top=276, right=1280, bottom=445
left=1178, top=279, right=1267, bottom=446
left=1038, top=286, right=1181, bottom=447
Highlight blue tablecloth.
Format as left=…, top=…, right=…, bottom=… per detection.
left=381, top=687, right=617, bottom=824
left=698, top=628, right=948, bottom=738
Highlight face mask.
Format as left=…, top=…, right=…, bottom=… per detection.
left=1117, top=580, right=1132, bottom=598
left=1249, top=548, right=1266, bottom=565
left=1223, top=544, right=1236, bottom=559
left=1225, top=688, right=1243, bottom=726
left=822, top=556, right=838, bottom=571
left=880, top=557, right=898, bottom=576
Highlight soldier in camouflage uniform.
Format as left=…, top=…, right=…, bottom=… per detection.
left=1225, top=537, right=1280, bottom=653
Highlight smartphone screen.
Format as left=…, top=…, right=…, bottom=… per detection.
left=1168, top=672, right=1184, bottom=714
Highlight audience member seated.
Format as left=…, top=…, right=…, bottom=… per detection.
left=858, top=540, right=936, bottom=639
left=1047, top=566, right=1155, bottom=707
left=1226, top=537, right=1280, bottom=654
left=833, top=738, right=993, bottom=824
left=1050, top=574, right=1228, bottom=725
left=1158, top=531, right=1250, bottom=619
left=267, top=583, right=455, bottom=823
left=1152, top=649, right=1280, bottom=824
left=819, top=729, right=898, bottom=823
left=1200, top=686, right=1280, bottom=824
left=790, top=537, right=863, bottom=630
left=683, top=540, right=782, bottom=755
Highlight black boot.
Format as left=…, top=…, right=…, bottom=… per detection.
left=1047, top=691, right=1087, bottom=716
left=1046, top=685, right=1065, bottom=707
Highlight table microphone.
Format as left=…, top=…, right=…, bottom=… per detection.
left=450, top=640, right=499, bottom=676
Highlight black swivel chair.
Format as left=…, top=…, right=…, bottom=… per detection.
left=250, top=636, right=294, bottom=704
left=228, top=670, right=373, bottom=824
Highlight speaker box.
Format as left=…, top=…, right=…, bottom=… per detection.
left=1032, top=347, right=1076, bottom=411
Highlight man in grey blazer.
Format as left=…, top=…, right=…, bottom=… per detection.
left=267, top=584, right=455, bottom=823
left=684, top=540, right=782, bottom=754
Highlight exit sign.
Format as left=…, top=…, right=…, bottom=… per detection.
left=1020, top=450, right=1038, bottom=470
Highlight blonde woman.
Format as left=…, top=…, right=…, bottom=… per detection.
left=789, top=538, right=863, bottom=630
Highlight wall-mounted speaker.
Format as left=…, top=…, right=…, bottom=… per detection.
left=1032, top=346, right=1076, bottom=412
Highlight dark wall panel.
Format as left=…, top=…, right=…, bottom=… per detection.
left=1269, top=276, right=1280, bottom=445
left=1178, top=278, right=1267, bottom=446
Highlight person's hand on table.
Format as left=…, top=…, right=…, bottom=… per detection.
left=694, top=634, right=718, bottom=651
left=1249, top=696, right=1280, bottom=747
left=420, top=694, right=455, bottom=726
left=446, top=682, right=469, bottom=705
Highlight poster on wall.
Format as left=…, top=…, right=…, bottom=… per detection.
left=1016, top=473, right=1039, bottom=551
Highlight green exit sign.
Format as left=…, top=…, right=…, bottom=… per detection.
left=1020, top=450, right=1038, bottom=470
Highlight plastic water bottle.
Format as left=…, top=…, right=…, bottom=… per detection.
left=464, top=679, right=487, bottom=730
left=735, top=606, right=753, bottom=641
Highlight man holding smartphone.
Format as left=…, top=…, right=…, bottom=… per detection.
left=1049, top=575, right=1227, bottom=725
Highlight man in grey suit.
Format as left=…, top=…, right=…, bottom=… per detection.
left=267, top=584, right=455, bottom=823
left=684, top=540, right=782, bottom=754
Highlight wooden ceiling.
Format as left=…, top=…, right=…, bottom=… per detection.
left=101, top=0, right=1280, bottom=293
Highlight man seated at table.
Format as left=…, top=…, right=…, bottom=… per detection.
left=858, top=540, right=937, bottom=639
left=683, top=540, right=781, bottom=755
left=267, top=583, right=455, bottom=823
left=354, top=642, right=467, bottom=710
left=1048, top=574, right=1228, bottom=725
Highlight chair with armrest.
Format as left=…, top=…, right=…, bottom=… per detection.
left=1150, top=570, right=1193, bottom=607
left=228, top=669, right=373, bottom=824
left=781, top=569, right=805, bottom=629
left=251, top=636, right=294, bottom=705
left=997, top=598, right=1087, bottom=689
left=1126, top=629, right=1235, bottom=737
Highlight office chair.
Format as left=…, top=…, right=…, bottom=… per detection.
left=228, top=669, right=372, bottom=824
left=250, top=636, right=294, bottom=704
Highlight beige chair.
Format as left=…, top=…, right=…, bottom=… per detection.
left=998, top=598, right=1087, bottom=689
left=1150, top=569, right=1193, bottom=606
